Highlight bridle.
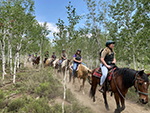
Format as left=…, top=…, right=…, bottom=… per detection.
left=133, top=72, right=148, bottom=96
left=112, top=67, right=148, bottom=103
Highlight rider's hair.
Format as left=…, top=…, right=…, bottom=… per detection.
left=75, top=52, right=81, bottom=57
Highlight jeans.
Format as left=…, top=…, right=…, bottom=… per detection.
left=51, top=59, right=54, bottom=65
left=59, top=59, right=63, bottom=66
left=100, top=64, right=108, bottom=86
left=72, top=62, right=87, bottom=76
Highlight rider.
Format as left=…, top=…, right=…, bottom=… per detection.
left=72, top=49, right=86, bottom=77
left=51, top=52, right=57, bottom=65
left=34, top=52, right=37, bottom=60
left=98, top=40, right=116, bottom=92
left=44, top=51, right=49, bottom=64
left=59, top=49, right=67, bottom=67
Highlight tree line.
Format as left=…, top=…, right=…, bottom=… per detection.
left=53, top=0, right=150, bottom=70
left=0, top=0, right=51, bottom=83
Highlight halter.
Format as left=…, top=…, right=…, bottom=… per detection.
left=133, top=72, right=148, bottom=96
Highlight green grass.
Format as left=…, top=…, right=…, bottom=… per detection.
left=0, top=67, right=93, bottom=113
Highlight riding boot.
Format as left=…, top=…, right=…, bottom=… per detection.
left=99, top=84, right=104, bottom=93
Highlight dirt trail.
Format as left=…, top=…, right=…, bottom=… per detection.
left=60, top=72, right=150, bottom=113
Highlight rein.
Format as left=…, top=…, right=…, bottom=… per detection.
left=112, top=67, right=148, bottom=104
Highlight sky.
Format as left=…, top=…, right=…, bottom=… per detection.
left=34, top=0, right=88, bottom=39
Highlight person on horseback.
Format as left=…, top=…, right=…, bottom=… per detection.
left=34, top=52, right=37, bottom=60
left=59, top=49, right=67, bottom=68
left=98, top=40, right=116, bottom=92
left=51, top=52, right=57, bottom=65
left=72, top=49, right=86, bottom=77
left=44, top=51, right=49, bottom=64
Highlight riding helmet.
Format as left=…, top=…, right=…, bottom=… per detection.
left=62, top=49, right=65, bottom=52
left=105, top=40, right=115, bottom=47
left=77, top=49, right=81, bottom=53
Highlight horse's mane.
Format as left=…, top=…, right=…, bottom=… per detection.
left=116, top=68, right=149, bottom=88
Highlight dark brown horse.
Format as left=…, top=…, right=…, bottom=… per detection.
left=89, top=68, right=150, bottom=113
left=33, top=56, right=40, bottom=66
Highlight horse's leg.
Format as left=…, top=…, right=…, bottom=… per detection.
left=103, top=90, right=110, bottom=110
left=82, top=78, right=86, bottom=94
left=69, top=70, right=72, bottom=82
left=114, top=92, right=121, bottom=113
left=78, top=77, right=82, bottom=91
left=91, top=76, right=98, bottom=102
left=120, top=95, right=125, bottom=112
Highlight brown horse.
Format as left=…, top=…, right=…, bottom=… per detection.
left=32, top=56, right=40, bottom=66
left=89, top=67, right=150, bottom=113
left=69, top=64, right=92, bottom=94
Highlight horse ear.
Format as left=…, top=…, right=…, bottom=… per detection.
left=146, top=73, right=150, bottom=77
left=138, top=70, right=144, bottom=76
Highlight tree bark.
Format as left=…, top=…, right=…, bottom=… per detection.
left=1, top=33, right=7, bottom=80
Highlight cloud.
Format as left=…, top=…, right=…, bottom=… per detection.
left=38, top=21, right=59, bottom=38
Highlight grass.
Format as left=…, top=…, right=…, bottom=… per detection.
left=0, top=66, right=93, bottom=113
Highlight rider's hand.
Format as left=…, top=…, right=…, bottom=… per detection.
left=78, top=61, right=81, bottom=63
left=107, top=65, right=111, bottom=69
left=112, top=61, right=116, bottom=64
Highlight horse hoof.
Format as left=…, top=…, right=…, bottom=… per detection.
left=114, top=109, right=120, bottom=113
left=105, top=105, right=110, bottom=111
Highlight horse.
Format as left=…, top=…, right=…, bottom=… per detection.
left=58, top=59, right=71, bottom=77
left=44, top=58, right=52, bottom=68
left=89, top=67, right=150, bottom=113
left=69, top=64, right=92, bottom=94
left=32, top=56, right=40, bottom=66
left=53, top=59, right=59, bottom=69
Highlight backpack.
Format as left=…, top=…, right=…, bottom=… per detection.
left=99, top=48, right=104, bottom=58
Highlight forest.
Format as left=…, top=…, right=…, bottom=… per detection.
left=0, top=0, right=150, bottom=112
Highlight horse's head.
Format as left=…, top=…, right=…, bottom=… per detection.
left=134, top=70, right=150, bottom=104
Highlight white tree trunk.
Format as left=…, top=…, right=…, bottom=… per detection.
left=133, top=54, right=136, bottom=70
left=24, top=53, right=27, bottom=67
left=9, top=40, right=13, bottom=75
left=1, top=34, right=7, bottom=79
left=13, top=53, right=17, bottom=84
left=7, top=47, right=9, bottom=67
left=62, top=67, right=67, bottom=113
left=17, top=51, right=20, bottom=70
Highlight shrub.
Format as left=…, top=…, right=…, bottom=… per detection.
left=0, top=90, right=6, bottom=109
left=8, top=98, right=25, bottom=112
left=20, top=97, right=51, bottom=113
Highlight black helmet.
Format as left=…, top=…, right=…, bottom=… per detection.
left=53, top=52, right=55, bottom=54
left=77, top=49, right=81, bottom=53
left=105, top=40, right=115, bottom=47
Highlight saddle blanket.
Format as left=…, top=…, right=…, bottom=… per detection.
left=93, top=67, right=116, bottom=81
left=93, top=67, right=102, bottom=78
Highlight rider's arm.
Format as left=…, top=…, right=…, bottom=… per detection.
left=112, top=57, right=116, bottom=64
left=73, top=57, right=78, bottom=63
left=64, top=54, right=67, bottom=59
left=61, top=53, right=64, bottom=59
left=101, top=49, right=111, bottom=69
left=101, top=57, right=109, bottom=68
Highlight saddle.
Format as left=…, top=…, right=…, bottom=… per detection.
left=93, top=66, right=116, bottom=92
left=70, top=64, right=80, bottom=71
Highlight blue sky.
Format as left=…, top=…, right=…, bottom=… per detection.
left=34, top=0, right=88, bottom=39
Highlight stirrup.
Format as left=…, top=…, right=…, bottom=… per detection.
left=99, top=88, right=104, bottom=93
